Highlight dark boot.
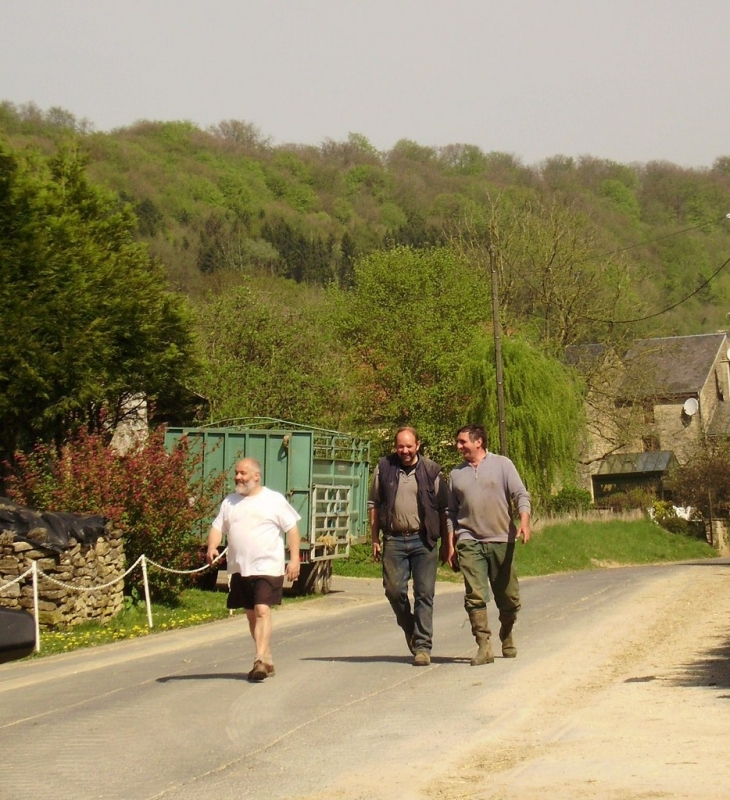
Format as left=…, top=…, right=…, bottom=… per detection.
left=499, top=611, right=517, bottom=658
left=467, top=608, right=494, bottom=666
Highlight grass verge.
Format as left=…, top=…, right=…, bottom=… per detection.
left=33, top=588, right=234, bottom=657
left=333, top=519, right=716, bottom=581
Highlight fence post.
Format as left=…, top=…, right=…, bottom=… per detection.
left=31, top=561, right=40, bottom=653
left=140, top=555, right=154, bottom=629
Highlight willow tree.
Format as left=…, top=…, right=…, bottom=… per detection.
left=459, top=335, right=585, bottom=503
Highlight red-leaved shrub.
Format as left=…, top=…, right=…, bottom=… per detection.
left=6, top=426, right=225, bottom=600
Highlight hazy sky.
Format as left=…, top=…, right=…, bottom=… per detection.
left=1, top=1, right=728, bottom=168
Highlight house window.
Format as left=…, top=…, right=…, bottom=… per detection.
left=643, top=401, right=655, bottom=423
left=642, top=435, right=660, bottom=452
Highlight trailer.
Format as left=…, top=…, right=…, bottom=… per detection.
left=164, top=418, right=370, bottom=594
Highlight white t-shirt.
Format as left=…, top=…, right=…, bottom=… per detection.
left=211, top=487, right=301, bottom=576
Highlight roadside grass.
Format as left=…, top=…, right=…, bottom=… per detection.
left=32, top=580, right=315, bottom=658
left=333, top=519, right=717, bottom=582
left=34, top=588, right=233, bottom=657
left=516, top=518, right=715, bottom=576
left=29, top=519, right=716, bottom=658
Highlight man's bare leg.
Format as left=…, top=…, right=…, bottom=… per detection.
left=246, top=604, right=273, bottom=663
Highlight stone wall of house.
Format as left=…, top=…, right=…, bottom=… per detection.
left=652, top=401, right=700, bottom=463
left=0, top=527, right=125, bottom=628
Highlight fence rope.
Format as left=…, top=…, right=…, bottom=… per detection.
left=34, top=555, right=145, bottom=592
left=0, top=545, right=230, bottom=649
left=144, top=549, right=227, bottom=575
left=0, top=565, right=35, bottom=590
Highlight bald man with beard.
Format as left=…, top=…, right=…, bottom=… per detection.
left=207, top=457, right=301, bottom=681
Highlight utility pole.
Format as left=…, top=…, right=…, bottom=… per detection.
left=489, top=240, right=508, bottom=456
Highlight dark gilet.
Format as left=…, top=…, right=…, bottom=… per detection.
left=377, top=454, right=442, bottom=547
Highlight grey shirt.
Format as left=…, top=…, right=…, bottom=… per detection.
left=447, top=453, right=531, bottom=543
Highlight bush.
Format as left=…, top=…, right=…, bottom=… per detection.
left=546, top=487, right=593, bottom=514
left=5, top=425, right=226, bottom=600
left=650, top=500, right=705, bottom=539
left=597, top=488, right=655, bottom=513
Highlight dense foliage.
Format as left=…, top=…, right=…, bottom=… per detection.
left=0, top=136, right=197, bottom=461
left=331, top=246, right=490, bottom=461
left=3, top=101, right=730, bottom=339
left=193, top=279, right=358, bottom=428
left=4, top=100, right=730, bottom=510
left=5, top=426, right=225, bottom=599
left=459, top=335, right=586, bottom=498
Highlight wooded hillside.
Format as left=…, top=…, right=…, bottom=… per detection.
left=2, top=100, right=730, bottom=489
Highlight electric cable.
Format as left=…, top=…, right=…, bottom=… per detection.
left=509, top=212, right=730, bottom=325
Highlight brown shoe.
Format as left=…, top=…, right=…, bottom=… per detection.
left=248, top=659, right=275, bottom=681
left=413, top=650, right=431, bottom=666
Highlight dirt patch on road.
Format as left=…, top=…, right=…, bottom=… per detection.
left=427, top=563, right=730, bottom=800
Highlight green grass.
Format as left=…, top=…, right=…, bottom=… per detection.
left=333, top=519, right=716, bottom=581
left=29, top=519, right=715, bottom=658
left=516, top=519, right=715, bottom=576
left=34, top=588, right=234, bottom=657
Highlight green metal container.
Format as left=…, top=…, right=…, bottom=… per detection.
left=164, top=418, right=370, bottom=592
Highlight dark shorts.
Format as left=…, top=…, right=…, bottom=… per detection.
left=227, top=573, right=285, bottom=610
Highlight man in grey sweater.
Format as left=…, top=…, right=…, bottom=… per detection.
left=441, top=424, right=531, bottom=665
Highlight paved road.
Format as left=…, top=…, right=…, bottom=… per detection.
left=1, top=563, right=729, bottom=800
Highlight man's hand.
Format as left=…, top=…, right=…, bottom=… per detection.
left=517, top=516, right=531, bottom=544
left=372, top=539, right=381, bottom=562
left=206, top=547, right=220, bottom=565
left=285, top=556, right=301, bottom=582
left=439, top=541, right=456, bottom=569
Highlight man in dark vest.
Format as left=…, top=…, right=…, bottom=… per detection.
left=368, top=426, right=447, bottom=666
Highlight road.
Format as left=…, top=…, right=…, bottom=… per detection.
left=1, top=561, right=730, bottom=800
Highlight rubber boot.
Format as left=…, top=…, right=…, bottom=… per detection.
left=499, top=611, right=517, bottom=658
left=467, top=608, right=494, bottom=666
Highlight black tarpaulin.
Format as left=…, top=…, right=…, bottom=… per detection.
left=0, top=498, right=108, bottom=553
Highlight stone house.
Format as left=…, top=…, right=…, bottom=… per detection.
left=571, top=332, right=730, bottom=500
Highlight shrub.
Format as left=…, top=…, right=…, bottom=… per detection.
left=597, top=488, right=655, bottom=513
left=650, top=500, right=705, bottom=539
left=5, top=425, right=225, bottom=600
left=546, top=487, right=593, bottom=514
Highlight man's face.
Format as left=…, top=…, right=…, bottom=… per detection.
left=395, top=431, right=420, bottom=467
left=456, top=432, right=483, bottom=461
left=234, top=461, right=260, bottom=495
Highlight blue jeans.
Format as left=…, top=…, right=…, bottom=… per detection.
left=382, top=533, right=438, bottom=653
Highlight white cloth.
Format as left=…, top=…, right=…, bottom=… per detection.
left=211, top=487, right=301, bottom=576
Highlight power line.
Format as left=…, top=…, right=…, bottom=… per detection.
left=510, top=213, right=730, bottom=325
left=581, top=254, right=730, bottom=324
left=594, top=213, right=729, bottom=260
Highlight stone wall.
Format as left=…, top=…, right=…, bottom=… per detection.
left=706, top=519, right=730, bottom=557
left=0, top=527, right=125, bottom=628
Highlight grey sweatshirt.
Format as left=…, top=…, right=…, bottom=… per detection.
left=447, top=453, right=531, bottom=543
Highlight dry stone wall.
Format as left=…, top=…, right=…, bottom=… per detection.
left=0, top=527, right=125, bottom=628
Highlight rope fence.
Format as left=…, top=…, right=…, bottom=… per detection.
left=0, top=548, right=229, bottom=654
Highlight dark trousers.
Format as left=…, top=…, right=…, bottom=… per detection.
left=456, top=539, right=521, bottom=614
left=382, top=532, right=438, bottom=652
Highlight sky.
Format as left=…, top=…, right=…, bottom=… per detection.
left=1, top=0, right=728, bottom=168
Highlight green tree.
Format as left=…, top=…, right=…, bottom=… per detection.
left=193, top=281, right=357, bottom=428
left=0, top=139, right=196, bottom=460
left=459, top=335, right=585, bottom=502
left=332, top=246, right=490, bottom=457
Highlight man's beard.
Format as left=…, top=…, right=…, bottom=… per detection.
left=235, top=480, right=257, bottom=496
